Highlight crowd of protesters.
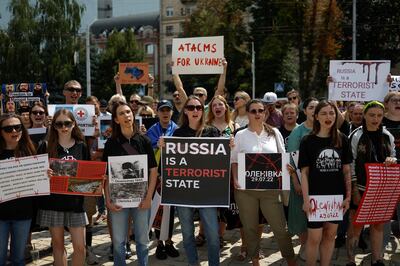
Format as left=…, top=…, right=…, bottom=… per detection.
left=0, top=60, right=399, bottom=266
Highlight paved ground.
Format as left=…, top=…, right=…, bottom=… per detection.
left=28, top=216, right=400, bottom=265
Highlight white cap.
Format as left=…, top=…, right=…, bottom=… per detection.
left=262, top=92, right=278, bottom=104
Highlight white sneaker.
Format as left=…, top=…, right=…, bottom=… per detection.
left=86, top=247, right=99, bottom=265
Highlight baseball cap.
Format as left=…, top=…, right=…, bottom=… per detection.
left=262, top=92, right=278, bottom=104
left=157, top=100, right=173, bottom=111
left=100, top=99, right=108, bottom=108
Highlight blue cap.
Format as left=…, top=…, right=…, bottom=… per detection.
left=157, top=100, right=173, bottom=111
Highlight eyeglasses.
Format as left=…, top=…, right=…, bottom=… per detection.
left=65, top=87, right=82, bottom=93
left=54, top=120, right=74, bottom=129
left=32, top=111, right=45, bottom=116
left=234, top=97, right=243, bottom=102
left=194, top=93, right=205, bottom=98
left=389, top=98, right=400, bottom=104
left=249, top=109, right=265, bottom=114
left=1, top=124, right=22, bottom=133
left=173, top=93, right=180, bottom=98
left=130, top=100, right=140, bottom=104
left=185, top=105, right=203, bottom=111
left=288, top=96, right=297, bottom=101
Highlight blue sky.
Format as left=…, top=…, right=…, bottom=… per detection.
left=0, top=0, right=159, bottom=32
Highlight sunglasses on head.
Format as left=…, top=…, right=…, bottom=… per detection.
left=249, top=109, right=265, bottom=114
left=288, top=96, right=297, bottom=101
left=32, top=111, right=45, bottom=116
left=65, top=87, right=82, bottom=93
left=1, top=124, right=22, bottom=133
left=54, top=120, right=74, bottom=129
left=185, top=105, right=203, bottom=111
left=194, top=93, right=204, bottom=97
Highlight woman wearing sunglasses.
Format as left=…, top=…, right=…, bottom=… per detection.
left=37, top=109, right=90, bottom=266
left=28, top=102, right=48, bottom=146
left=232, top=91, right=251, bottom=127
left=103, top=101, right=158, bottom=266
left=231, top=99, right=296, bottom=266
left=171, top=95, right=221, bottom=266
left=0, top=114, right=36, bottom=266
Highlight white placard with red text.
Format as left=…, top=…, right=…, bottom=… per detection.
left=308, top=195, right=343, bottom=222
left=328, top=60, right=390, bottom=102
left=172, top=36, right=224, bottom=75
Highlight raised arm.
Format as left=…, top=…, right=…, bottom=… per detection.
left=173, top=73, right=188, bottom=102
left=214, top=58, right=227, bottom=97
left=114, top=73, right=123, bottom=96
left=147, top=74, right=154, bottom=98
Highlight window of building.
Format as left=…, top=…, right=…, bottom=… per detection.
left=166, top=25, right=174, bottom=36
left=145, top=44, right=154, bottom=55
left=166, top=44, right=172, bottom=55
left=166, top=7, right=174, bottom=17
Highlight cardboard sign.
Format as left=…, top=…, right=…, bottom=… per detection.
left=237, top=153, right=290, bottom=190
left=50, top=159, right=106, bottom=196
left=328, top=60, right=391, bottom=101
left=48, top=104, right=95, bottom=136
left=119, top=63, right=149, bottom=84
left=161, top=137, right=230, bottom=207
left=390, top=75, right=400, bottom=92
left=172, top=36, right=224, bottom=75
left=0, top=154, right=50, bottom=203
left=354, top=163, right=400, bottom=225
left=108, top=155, right=148, bottom=208
left=308, top=195, right=343, bottom=222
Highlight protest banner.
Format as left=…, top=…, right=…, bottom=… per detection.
left=50, top=158, right=106, bottom=196
left=390, top=75, right=400, bottom=92
left=48, top=104, right=95, bottom=136
left=119, top=63, right=149, bottom=84
left=1, top=83, right=48, bottom=114
left=161, top=137, right=230, bottom=207
left=0, top=154, right=49, bottom=203
left=308, top=195, right=343, bottom=222
left=328, top=60, right=391, bottom=102
left=98, top=115, right=112, bottom=149
left=27, top=127, right=47, bottom=136
left=386, top=128, right=400, bottom=160
left=172, top=36, right=224, bottom=75
left=237, top=153, right=290, bottom=190
left=108, top=155, right=148, bottom=208
left=353, top=163, right=400, bottom=225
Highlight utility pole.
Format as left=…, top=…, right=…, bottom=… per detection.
left=252, top=42, right=255, bottom=98
left=352, top=0, right=356, bottom=60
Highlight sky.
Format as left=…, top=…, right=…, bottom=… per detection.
left=0, top=0, right=159, bottom=32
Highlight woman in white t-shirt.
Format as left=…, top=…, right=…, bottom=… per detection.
left=231, top=99, right=295, bottom=266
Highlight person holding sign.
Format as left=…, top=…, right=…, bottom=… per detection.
left=103, top=101, right=158, bottom=266
left=0, top=114, right=37, bottom=266
left=346, top=101, right=396, bottom=266
left=299, top=100, right=352, bottom=266
left=231, top=99, right=296, bottom=266
left=37, top=108, right=90, bottom=266
left=170, top=95, right=221, bottom=266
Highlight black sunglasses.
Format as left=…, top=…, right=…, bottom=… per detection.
left=54, top=120, right=74, bottom=129
left=32, top=111, right=45, bottom=116
left=65, top=87, right=82, bottom=93
left=173, top=93, right=180, bottom=98
left=130, top=100, right=140, bottom=104
left=249, top=109, right=265, bottom=114
left=194, top=93, right=204, bottom=97
left=185, top=105, right=203, bottom=111
left=288, top=96, right=297, bottom=101
left=234, top=96, right=243, bottom=101
left=1, top=124, right=23, bottom=133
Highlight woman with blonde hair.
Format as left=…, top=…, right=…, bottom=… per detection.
left=207, top=95, right=239, bottom=137
left=232, top=91, right=251, bottom=127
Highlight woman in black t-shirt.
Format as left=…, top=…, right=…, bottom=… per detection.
left=37, top=109, right=89, bottom=266
left=299, top=100, right=352, bottom=266
left=0, top=114, right=36, bottom=266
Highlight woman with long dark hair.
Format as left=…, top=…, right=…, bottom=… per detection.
left=299, top=100, right=352, bottom=266
left=103, top=101, right=158, bottom=266
left=0, top=114, right=36, bottom=266
left=37, top=109, right=89, bottom=266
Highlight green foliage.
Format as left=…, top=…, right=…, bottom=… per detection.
left=181, top=0, right=252, bottom=97
left=91, top=29, right=144, bottom=100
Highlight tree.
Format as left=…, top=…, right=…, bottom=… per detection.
left=181, top=0, right=252, bottom=97
left=91, top=29, right=144, bottom=100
